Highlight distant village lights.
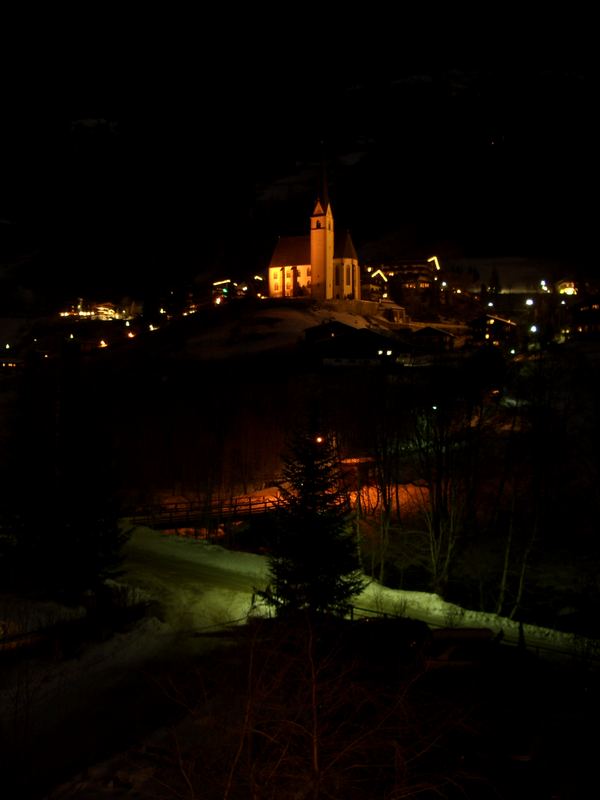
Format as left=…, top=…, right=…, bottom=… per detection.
left=558, top=281, right=577, bottom=296
left=58, top=300, right=134, bottom=321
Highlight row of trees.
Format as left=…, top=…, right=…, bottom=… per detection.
left=353, top=348, right=599, bottom=626
left=260, top=345, right=599, bottom=628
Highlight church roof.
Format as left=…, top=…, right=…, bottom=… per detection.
left=334, top=229, right=358, bottom=261
left=269, top=235, right=311, bottom=267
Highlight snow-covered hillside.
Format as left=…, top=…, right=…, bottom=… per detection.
left=180, top=303, right=375, bottom=360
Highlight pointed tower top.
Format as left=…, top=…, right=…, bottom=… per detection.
left=312, top=197, right=326, bottom=216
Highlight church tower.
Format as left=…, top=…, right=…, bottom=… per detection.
left=310, top=196, right=334, bottom=300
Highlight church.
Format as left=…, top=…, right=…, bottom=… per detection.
left=268, top=195, right=361, bottom=301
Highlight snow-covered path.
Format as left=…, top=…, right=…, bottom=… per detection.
left=122, top=526, right=598, bottom=662
left=121, top=526, right=270, bottom=630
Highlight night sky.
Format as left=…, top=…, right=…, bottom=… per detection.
left=0, top=14, right=595, bottom=303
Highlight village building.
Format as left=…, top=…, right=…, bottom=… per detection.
left=268, top=196, right=361, bottom=301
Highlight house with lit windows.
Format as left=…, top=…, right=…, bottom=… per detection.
left=268, top=196, right=361, bottom=301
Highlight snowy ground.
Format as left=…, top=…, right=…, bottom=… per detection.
left=2, top=524, right=598, bottom=797
left=3, top=523, right=597, bottom=674
left=121, top=525, right=598, bottom=660
left=181, top=303, right=374, bottom=360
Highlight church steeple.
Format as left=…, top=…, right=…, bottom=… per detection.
left=310, top=184, right=334, bottom=300
left=318, top=150, right=330, bottom=211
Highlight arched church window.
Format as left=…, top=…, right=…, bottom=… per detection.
left=316, top=221, right=321, bottom=229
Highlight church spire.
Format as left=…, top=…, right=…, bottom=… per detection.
left=313, top=143, right=330, bottom=212
left=319, top=150, right=330, bottom=209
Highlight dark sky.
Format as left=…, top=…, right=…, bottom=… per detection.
left=0, top=14, right=595, bottom=301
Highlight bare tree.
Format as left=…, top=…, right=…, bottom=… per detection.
left=148, top=616, right=484, bottom=800
left=409, top=397, right=482, bottom=596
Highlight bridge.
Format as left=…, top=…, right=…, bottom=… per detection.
left=127, top=495, right=278, bottom=530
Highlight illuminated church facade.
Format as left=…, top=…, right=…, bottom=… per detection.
left=268, top=197, right=361, bottom=301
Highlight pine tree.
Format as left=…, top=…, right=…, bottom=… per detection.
left=263, top=431, right=364, bottom=616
